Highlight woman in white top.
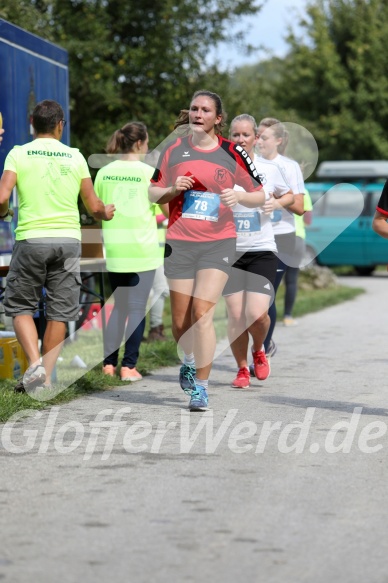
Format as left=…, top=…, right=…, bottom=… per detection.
left=256, top=117, right=305, bottom=356
left=223, top=114, right=294, bottom=388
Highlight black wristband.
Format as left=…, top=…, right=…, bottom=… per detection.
left=0, top=210, right=9, bottom=219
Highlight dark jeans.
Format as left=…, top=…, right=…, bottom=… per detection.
left=103, top=270, right=155, bottom=368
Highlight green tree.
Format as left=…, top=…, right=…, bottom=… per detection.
left=0, top=0, right=52, bottom=38
left=218, top=57, right=289, bottom=132
left=273, top=0, right=388, bottom=161
left=1, top=0, right=264, bottom=155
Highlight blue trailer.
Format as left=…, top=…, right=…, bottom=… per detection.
left=0, top=19, right=69, bottom=256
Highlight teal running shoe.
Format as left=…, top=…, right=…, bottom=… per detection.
left=179, top=364, right=196, bottom=395
left=189, top=385, right=208, bottom=412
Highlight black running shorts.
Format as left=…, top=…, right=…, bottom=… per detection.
left=222, top=250, right=277, bottom=296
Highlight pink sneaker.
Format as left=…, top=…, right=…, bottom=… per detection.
left=120, top=366, right=143, bottom=382
left=102, top=364, right=116, bottom=376
left=252, top=349, right=270, bottom=381
left=232, top=367, right=251, bottom=389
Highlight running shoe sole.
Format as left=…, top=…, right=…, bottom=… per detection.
left=189, top=402, right=208, bottom=412
left=232, top=378, right=251, bottom=388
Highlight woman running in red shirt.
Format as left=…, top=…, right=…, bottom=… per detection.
left=149, top=90, right=264, bottom=410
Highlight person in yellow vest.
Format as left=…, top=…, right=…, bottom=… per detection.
left=95, top=121, right=162, bottom=381
left=0, top=100, right=115, bottom=393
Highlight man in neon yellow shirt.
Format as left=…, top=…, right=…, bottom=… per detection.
left=0, top=99, right=115, bottom=393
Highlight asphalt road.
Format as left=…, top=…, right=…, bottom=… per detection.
left=1, top=274, right=388, bottom=583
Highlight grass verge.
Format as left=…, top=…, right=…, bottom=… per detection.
left=275, top=282, right=364, bottom=319
left=0, top=278, right=364, bottom=422
left=0, top=330, right=180, bottom=423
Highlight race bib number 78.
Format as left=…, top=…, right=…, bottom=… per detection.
left=182, top=190, right=220, bottom=222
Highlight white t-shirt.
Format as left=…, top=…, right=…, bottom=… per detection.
left=256, top=153, right=305, bottom=235
left=233, top=155, right=291, bottom=252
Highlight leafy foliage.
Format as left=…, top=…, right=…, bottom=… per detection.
left=1, top=0, right=263, bottom=155
left=213, top=0, right=388, bottom=163
left=273, top=0, right=388, bottom=160
left=0, top=0, right=52, bottom=38
left=5, top=0, right=388, bottom=163
left=218, top=57, right=290, bottom=133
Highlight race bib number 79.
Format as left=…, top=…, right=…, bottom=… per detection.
left=233, top=210, right=261, bottom=236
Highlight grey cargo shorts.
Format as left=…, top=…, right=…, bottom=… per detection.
left=4, top=238, right=82, bottom=321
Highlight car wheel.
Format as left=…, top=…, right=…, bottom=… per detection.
left=354, top=266, right=375, bottom=276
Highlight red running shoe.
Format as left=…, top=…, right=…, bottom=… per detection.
left=252, top=349, right=271, bottom=381
left=232, top=367, right=251, bottom=388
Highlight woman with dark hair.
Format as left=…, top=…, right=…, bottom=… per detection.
left=95, top=121, right=163, bottom=382
left=149, top=90, right=265, bottom=411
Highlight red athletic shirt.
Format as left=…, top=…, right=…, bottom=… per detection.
left=151, top=134, right=263, bottom=242
left=376, top=180, right=388, bottom=216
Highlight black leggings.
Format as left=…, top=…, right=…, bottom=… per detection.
left=264, top=259, right=287, bottom=352
left=284, top=236, right=306, bottom=316
left=264, top=232, right=296, bottom=352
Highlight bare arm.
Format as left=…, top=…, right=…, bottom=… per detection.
left=149, top=174, right=194, bottom=204
left=149, top=185, right=178, bottom=204
left=0, top=170, right=16, bottom=216
left=288, top=193, right=305, bottom=215
left=219, top=188, right=266, bottom=209
left=262, top=191, right=294, bottom=215
left=372, top=211, right=388, bottom=238
left=80, top=177, right=115, bottom=221
left=159, top=203, right=169, bottom=218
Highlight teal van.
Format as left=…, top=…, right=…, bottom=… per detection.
left=304, top=161, right=388, bottom=275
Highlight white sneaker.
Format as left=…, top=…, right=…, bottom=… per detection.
left=23, top=364, right=46, bottom=389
